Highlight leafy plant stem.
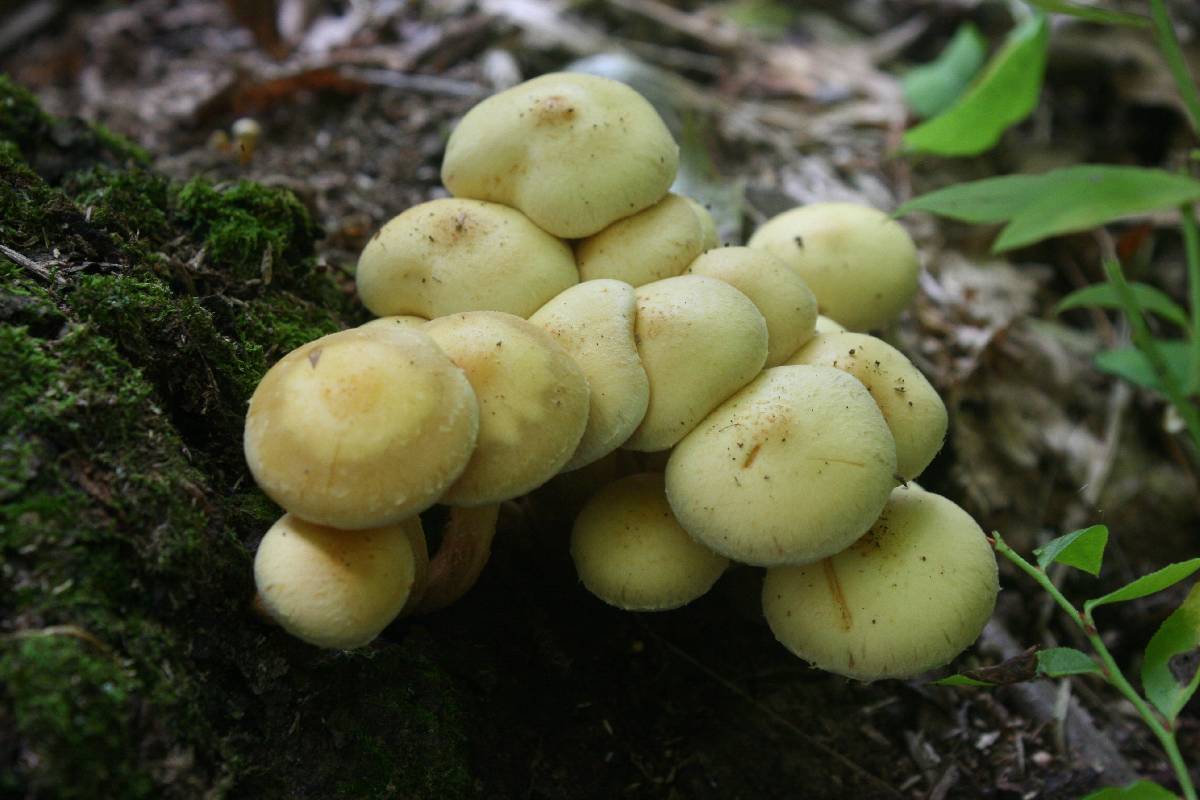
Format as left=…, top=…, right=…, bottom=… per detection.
left=1102, top=256, right=1200, bottom=451
left=1182, top=204, right=1200, bottom=392
left=992, top=533, right=1197, bottom=800
left=1148, top=0, right=1200, bottom=137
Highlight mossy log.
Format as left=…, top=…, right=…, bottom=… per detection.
left=0, top=76, right=473, bottom=798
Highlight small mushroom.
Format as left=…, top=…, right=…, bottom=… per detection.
left=423, top=311, right=590, bottom=506
left=665, top=365, right=898, bottom=566
left=686, top=246, right=818, bottom=367
left=254, top=513, right=426, bottom=649
left=231, top=117, right=262, bottom=164
left=571, top=473, right=728, bottom=611
left=788, top=332, right=947, bottom=480
left=625, top=275, right=768, bottom=452
left=762, top=487, right=999, bottom=681
left=441, top=72, right=679, bottom=238
left=356, top=198, right=578, bottom=319
left=244, top=327, right=479, bottom=529
left=529, top=279, right=650, bottom=470
left=576, top=193, right=709, bottom=287
left=747, top=203, right=920, bottom=332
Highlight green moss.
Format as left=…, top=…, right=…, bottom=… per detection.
left=0, top=75, right=51, bottom=153
left=66, top=166, right=171, bottom=249
left=175, top=178, right=320, bottom=286
left=0, top=74, right=148, bottom=175
left=0, top=636, right=155, bottom=799
left=0, top=77, right=475, bottom=800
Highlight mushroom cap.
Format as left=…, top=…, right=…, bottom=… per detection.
left=423, top=311, right=590, bottom=506
left=441, top=72, right=679, bottom=238
left=529, top=279, right=650, bottom=470
left=762, top=488, right=999, bottom=681
left=682, top=196, right=720, bottom=250
left=625, top=275, right=768, bottom=452
left=814, top=314, right=846, bottom=335
left=665, top=365, right=898, bottom=566
left=787, top=332, right=947, bottom=480
left=686, top=246, right=818, bottom=367
left=254, top=513, right=426, bottom=649
left=576, top=193, right=708, bottom=287
left=747, top=203, right=920, bottom=331
left=358, top=314, right=428, bottom=333
left=244, top=327, right=478, bottom=529
left=355, top=198, right=578, bottom=319
left=571, top=473, right=729, bottom=611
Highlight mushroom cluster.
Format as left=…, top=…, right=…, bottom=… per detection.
left=244, top=72, right=998, bottom=681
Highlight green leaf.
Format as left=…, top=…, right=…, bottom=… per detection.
left=995, top=169, right=1200, bottom=251
left=933, top=674, right=995, bottom=687
left=902, top=23, right=988, bottom=119
left=1142, top=583, right=1200, bottom=722
left=1057, top=283, right=1190, bottom=328
left=1086, top=559, right=1200, bottom=612
left=903, top=15, right=1048, bottom=156
left=896, top=166, right=1200, bottom=252
left=1094, top=340, right=1193, bottom=392
left=1034, top=525, right=1109, bottom=575
left=1023, top=0, right=1150, bottom=28
left=1036, top=647, right=1102, bottom=677
left=1081, top=780, right=1179, bottom=800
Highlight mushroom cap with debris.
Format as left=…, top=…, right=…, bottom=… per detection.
left=762, top=487, right=999, bottom=681
left=441, top=72, right=679, bottom=238
left=244, top=327, right=479, bottom=529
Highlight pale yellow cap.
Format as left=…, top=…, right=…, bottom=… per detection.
left=747, top=203, right=919, bottom=331
left=762, top=488, right=999, bottom=681
left=576, top=193, right=708, bottom=287
left=356, top=198, right=577, bottom=319
left=665, top=365, right=898, bottom=566
left=244, top=328, right=478, bottom=529
left=530, top=279, right=649, bottom=470
left=423, top=311, right=590, bottom=505
left=254, top=513, right=425, bottom=649
left=442, top=72, right=678, bottom=238
left=625, top=275, right=768, bottom=452
left=571, top=473, right=728, bottom=611
left=787, top=332, right=947, bottom=480
left=686, top=246, right=818, bottom=367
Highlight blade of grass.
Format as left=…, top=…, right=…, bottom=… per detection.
left=1182, top=204, right=1200, bottom=394
left=1148, top=0, right=1200, bottom=136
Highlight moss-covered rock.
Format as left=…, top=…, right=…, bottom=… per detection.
left=0, top=78, right=474, bottom=799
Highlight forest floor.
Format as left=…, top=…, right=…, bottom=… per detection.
left=1, top=1, right=1199, bottom=798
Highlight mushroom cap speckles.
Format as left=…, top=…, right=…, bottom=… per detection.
left=747, top=203, right=920, bottom=332
left=686, top=246, right=818, bottom=367
left=530, top=279, right=650, bottom=471
left=441, top=72, right=679, bottom=238
left=571, top=473, right=728, bottom=611
left=243, top=327, right=479, bottom=529
left=665, top=365, right=898, bottom=566
left=424, top=311, right=590, bottom=506
left=624, top=275, right=768, bottom=452
left=576, top=193, right=708, bottom=287
left=254, top=513, right=426, bottom=649
left=762, top=488, right=999, bottom=681
left=355, top=198, right=578, bottom=319
left=788, top=332, right=947, bottom=480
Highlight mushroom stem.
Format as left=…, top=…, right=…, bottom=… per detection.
left=409, top=505, right=500, bottom=615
